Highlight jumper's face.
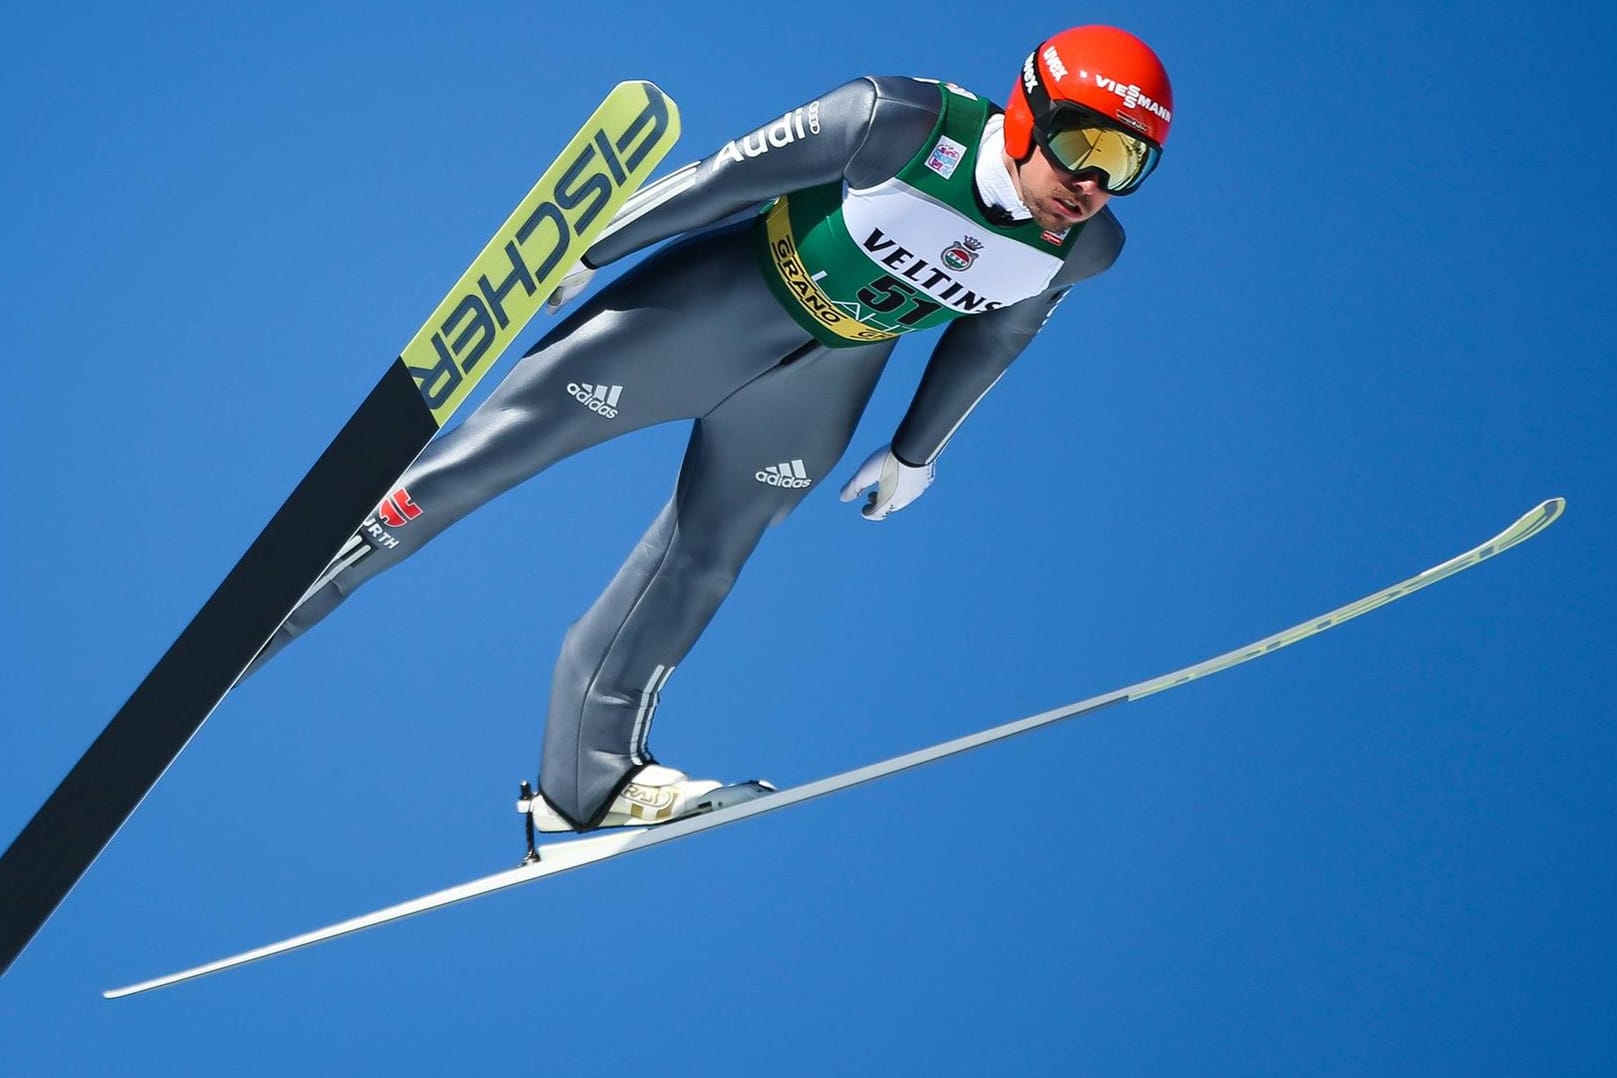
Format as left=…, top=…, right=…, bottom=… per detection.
left=1006, top=144, right=1113, bottom=231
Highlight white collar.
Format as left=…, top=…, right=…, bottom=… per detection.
left=975, top=114, right=1032, bottom=221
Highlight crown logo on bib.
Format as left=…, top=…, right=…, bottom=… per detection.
left=940, top=235, right=984, bottom=272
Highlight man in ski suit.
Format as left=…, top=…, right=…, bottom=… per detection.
left=251, top=26, right=1175, bottom=832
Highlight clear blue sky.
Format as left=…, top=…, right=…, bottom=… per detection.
left=2, top=2, right=1612, bottom=1074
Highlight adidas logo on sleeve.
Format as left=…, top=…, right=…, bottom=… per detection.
left=755, top=459, right=813, bottom=489
left=567, top=382, right=624, bottom=419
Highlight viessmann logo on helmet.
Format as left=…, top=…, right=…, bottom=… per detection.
left=1091, top=72, right=1171, bottom=122
left=1036, top=45, right=1172, bottom=126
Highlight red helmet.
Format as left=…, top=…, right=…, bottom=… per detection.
left=1004, top=26, right=1173, bottom=193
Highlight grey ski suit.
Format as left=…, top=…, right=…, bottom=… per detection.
left=251, top=75, right=1126, bottom=829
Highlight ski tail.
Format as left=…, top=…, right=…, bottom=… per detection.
left=0, top=81, right=681, bottom=979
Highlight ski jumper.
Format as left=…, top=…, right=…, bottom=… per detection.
left=250, top=75, right=1126, bottom=829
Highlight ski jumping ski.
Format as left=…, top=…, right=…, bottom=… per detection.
left=0, top=82, right=682, bottom=979
left=106, top=497, right=1564, bottom=999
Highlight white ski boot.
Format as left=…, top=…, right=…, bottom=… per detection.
left=522, top=764, right=773, bottom=833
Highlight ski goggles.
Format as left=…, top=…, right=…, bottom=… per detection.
left=1033, top=108, right=1162, bottom=195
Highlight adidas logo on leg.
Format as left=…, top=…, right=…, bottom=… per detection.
left=755, top=459, right=813, bottom=489
left=567, top=382, right=624, bottom=419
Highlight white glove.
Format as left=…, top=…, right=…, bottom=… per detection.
left=544, top=260, right=596, bottom=314
left=839, top=445, right=936, bottom=520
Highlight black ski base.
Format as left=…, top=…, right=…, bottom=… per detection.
left=0, top=360, right=438, bottom=976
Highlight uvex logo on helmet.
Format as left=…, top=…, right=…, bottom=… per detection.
left=1004, top=25, right=1174, bottom=159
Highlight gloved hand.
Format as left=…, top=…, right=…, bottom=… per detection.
left=839, top=445, right=936, bottom=520
left=544, top=260, right=597, bottom=314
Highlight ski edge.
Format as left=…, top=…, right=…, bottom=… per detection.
left=106, top=497, right=1564, bottom=998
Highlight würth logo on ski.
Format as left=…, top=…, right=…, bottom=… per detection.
left=376, top=488, right=422, bottom=529
left=755, top=460, right=813, bottom=489
left=567, top=382, right=624, bottom=419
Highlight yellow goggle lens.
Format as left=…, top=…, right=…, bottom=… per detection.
left=1040, top=125, right=1157, bottom=194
